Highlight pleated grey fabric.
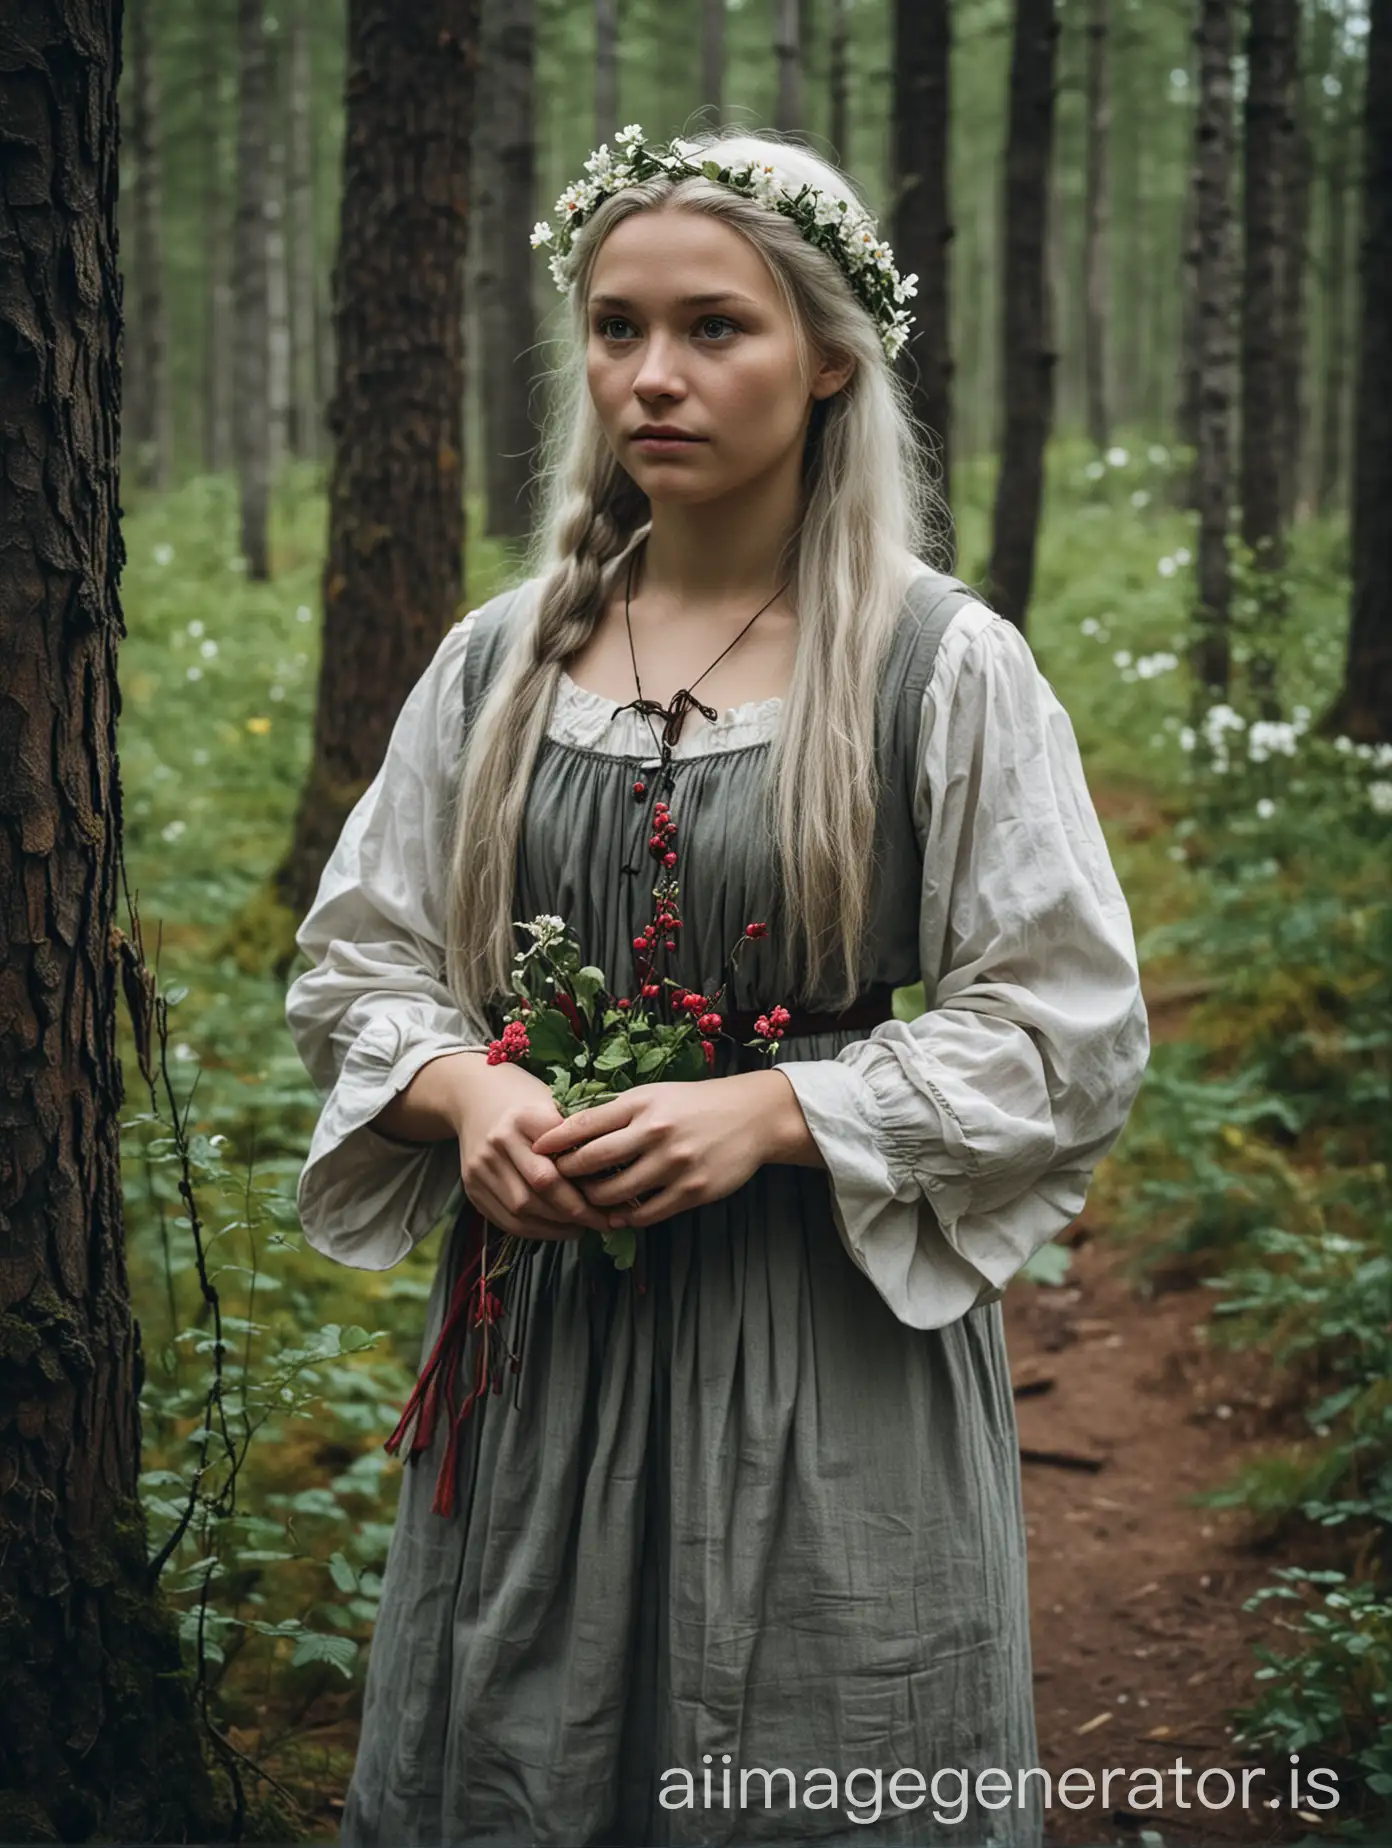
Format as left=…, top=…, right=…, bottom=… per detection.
left=338, top=579, right=1045, bottom=1848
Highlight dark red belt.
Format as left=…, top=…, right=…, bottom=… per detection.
left=721, top=981, right=899, bottom=1045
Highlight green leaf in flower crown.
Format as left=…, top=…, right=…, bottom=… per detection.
left=604, top=1227, right=638, bottom=1270
left=702, top=160, right=722, bottom=181
left=572, top=966, right=605, bottom=1019
left=522, top=1005, right=582, bottom=1068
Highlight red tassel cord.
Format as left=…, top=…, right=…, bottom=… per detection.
left=383, top=1204, right=525, bottom=1518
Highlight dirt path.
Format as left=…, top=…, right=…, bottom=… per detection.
left=1007, top=1217, right=1336, bottom=1848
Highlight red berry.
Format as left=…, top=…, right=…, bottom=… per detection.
left=663, top=851, right=677, bottom=867
left=641, top=982, right=660, bottom=998
left=633, top=781, right=646, bottom=796
left=617, top=997, right=631, bottom=1010
left=632, top=937, right=648, bottom=952
left=665, top=940, right=676, bottom=951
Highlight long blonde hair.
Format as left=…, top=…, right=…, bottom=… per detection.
left=445, top=130, right=950, bottom=1020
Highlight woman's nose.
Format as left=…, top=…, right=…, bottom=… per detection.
left=632, top=334, right=686, bottom=400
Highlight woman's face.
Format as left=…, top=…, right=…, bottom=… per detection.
left=584, top=206, right=851, bottom=507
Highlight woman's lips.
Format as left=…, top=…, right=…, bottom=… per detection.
left=631, top=431, right=707, bottom=452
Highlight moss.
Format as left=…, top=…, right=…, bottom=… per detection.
left=212, top=881, right=304, bottom=981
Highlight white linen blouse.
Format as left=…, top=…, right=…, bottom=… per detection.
left=285, top=597, right=1150, bottom=1330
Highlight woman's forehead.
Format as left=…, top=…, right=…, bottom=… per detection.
left=587, top=210, right=779, bottom=304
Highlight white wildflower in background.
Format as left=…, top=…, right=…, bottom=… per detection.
left=186, top=666, right=203, bottom=682
left=1157, top=556, right=1178, bottom=578
left=296, top=604, right=313, bottom=623
left=1174, top=546, right=1192, bottom=566
left=192, top=748, right=210, bottom=766
left=1370, top=782, right=1392, bottom=817
left=1136, top=652, right=1179, bottom=679
left=1148, top=444, right=1170, bottom=465
left=173, top=1042, right=195, bottom=1063
left=153, top=543, right=175, bottom=567
left=200, top=639, right=219, bottom=660
left=1084, top=460, right=1105, bottom=481
left=1113, top=649, right=1133, bottom=668
left=1247, top=720, right=1299, bottom=762
left=1080, top=617, right=1101, bottom=636
left=1179, top=726, right=1196, bottom=752
left=1130, top=490, right=1151, bottom=509
left=227, top=556, right=247, bottom=573
left=1256, top=798, right=1276, bottom=820
left=1106, top=446, right=1129, bottom=468
left=187, top=619, right=205, bottom=638
left=161, top=819, right=187, bottom=842
left=270, top=684, right=286, bottom=701
left=1167, top=844, right=1188, bottom=861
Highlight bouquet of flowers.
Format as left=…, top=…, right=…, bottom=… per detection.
left=384, top=794, right=791, bottom=1512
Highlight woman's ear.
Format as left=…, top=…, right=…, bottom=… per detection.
left=810, top=348, right=856, bottom=402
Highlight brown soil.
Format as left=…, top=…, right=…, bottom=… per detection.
left=1007, top=1223, right=1344, bottom=1848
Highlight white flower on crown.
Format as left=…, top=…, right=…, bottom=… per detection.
left=530, top=220, right=553, bottom=247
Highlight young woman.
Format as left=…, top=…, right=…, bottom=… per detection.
left=287, top=128, right=1150, bottom=1848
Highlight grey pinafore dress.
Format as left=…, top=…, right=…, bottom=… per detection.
left=339, top=577, right=1043, bottom=1848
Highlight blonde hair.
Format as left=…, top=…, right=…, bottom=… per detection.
left=445, top=130, right=950, bottom=1020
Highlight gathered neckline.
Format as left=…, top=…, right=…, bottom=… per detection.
left=555, top=666, right=785, bottom=731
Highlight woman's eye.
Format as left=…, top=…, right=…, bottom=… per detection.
left=695, top=315, right=739, bottom=341
left=596, top=316, right=638, bottom=341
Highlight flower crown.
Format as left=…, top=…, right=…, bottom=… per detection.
left=529, top=126, right=918, bottom=362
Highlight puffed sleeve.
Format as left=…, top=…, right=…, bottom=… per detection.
left=774, top=600, right=1151, bottom=1328
left=285, top=613, right=494, bottom=1270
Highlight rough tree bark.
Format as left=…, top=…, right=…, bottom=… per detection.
left=893, top=0, right=953, bottom=525
left=233, top=0, right=271, bottom=576
left=476, top=0, right=539, bottom=541
left=0, top=3, right=219, bottom=1839
left=1329, top=0, right=1392, bottom=742
left=1240, top=0, right=1299, bottom=713
left=273, top=0, right=480, bottom=925
left=125, top=0, right=171, bottom=490
left=1189, top=0, right=1238, bottom=703
left=986, top=0, right=1059, bottom=635
left=1082, top=0, right=1111, bottom=453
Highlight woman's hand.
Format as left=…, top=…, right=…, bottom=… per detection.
left=528, top=1075, right=794, bottom=1229
left=454, top=1060, right=615, bottom=1241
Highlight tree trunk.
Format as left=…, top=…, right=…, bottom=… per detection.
left=774, top=0, right=803, bottom=134
left=288, top=0, right=320, bottom=460
left=595, top=0, right=617, bottom=145
left=1316, top=14, right=1355, bottom=515
left=275, top=0, right=480, bottom=924
left=477, top=0, right=539, bottom=540
left=1082, top=0, right=1110, bottom=453
left=892, top=0, right=953, bottom=526
left=1279, top=22, right=1313, bottom=529
left=265, top=29, right=291, bottom=476
left=202, top=5, right=234, bottom=475
left=0, top=5, right=220, bottom=1838
left=1190, top=0, right=1238, bottom=702
left=1329, top=0, right=1392, bottom=743
left=233, top=0, right=271, bottom=577
left=828, top=0, right=849, bottom=159
left=125, top=0, right=172, bottom=491
left=986, top=0, right=1059, bottom=634
left=702, top=0, right=724, bottom=125
left=1240, top=0, right=1298, bottom=712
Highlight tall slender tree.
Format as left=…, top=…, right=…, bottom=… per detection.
left=829, top=0, right=850, bottom=159
left=233, top=0, right=271, bottom=577
left=0, top=3, right=218, bottom=1834
left=1316, top=5, right=1356, bottom=514
left=275, top=0, right=481, bottom=923
left=986, top=0, right=1059, bottom=633
left=1280, top=12, right=1313, bottom=527
left=774, top=0, right=804, bottom=133
left=1082, top=0, right=1111, bottom=453
left=1190, top=0, right=1239, bottom=702
left=476, top=0, right=540, bottom=540
left=125, top=0, right=172, bottom=490
left=1330, top=0, right=1392, bottom=742
left=1240, top=0, right=1299, bottom=712
left=703, top=0, right=724, bottom=123
left=265, top=24, right=292, bottom=474
left=595, top=0, right=618, bottom=144
left=288, top=0, right=320, bottom=459
left=202, top=3, right=234, bottom=475
left=892, top=0, right=953, bottom=526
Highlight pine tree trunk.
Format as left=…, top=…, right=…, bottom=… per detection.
left=595, top=0, right=617, bottom=144
left=0, top=6, right=219, bottom=1838
left=126, top=0, right=172, bottom=490
left=1082, top=0, right=1111, bottom=453
left=266, top=32, right=292, bottom=476
left=703, top=0, right=724, bottom=124
left=828, top=0, right=849, bottom=159
left=1316, top=19, right=1354, bottom=515
left=234, top=0, right=271, bottom=577
left=1330, top=0, right=1392, bottom=743
left=477, top=0, right=539, bottom=540
left=275, top=0, right=480, bottom=922
left=1279, top=27, right=1312, bottom=529
left=1191, top=0, right=1238, bottom=701
left=1240, top=0, right=1298, bottom=712
left=202, top=6, right=234, bottom=475
left=774, top=0, right=803, bottom=133
left=288, top=0, right=319, bottom=460
left=986, top=0, right=1059, bottom=634
left=892, top=0, right=953, bottom=525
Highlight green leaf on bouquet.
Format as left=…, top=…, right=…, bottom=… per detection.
left=603, top=1227, right=638, bottom=1270
left=635, top=1042, right=670, bottom=1074
left=663, top=1037, right=707, bottom=1082
left=572, top=1049, right=591, bottom=1070
left=572, top=966, right=605, bottom=1019
left=522, top=1005, right=582, bottom=1067
left=593, top=1035, right=635, bottom=1073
